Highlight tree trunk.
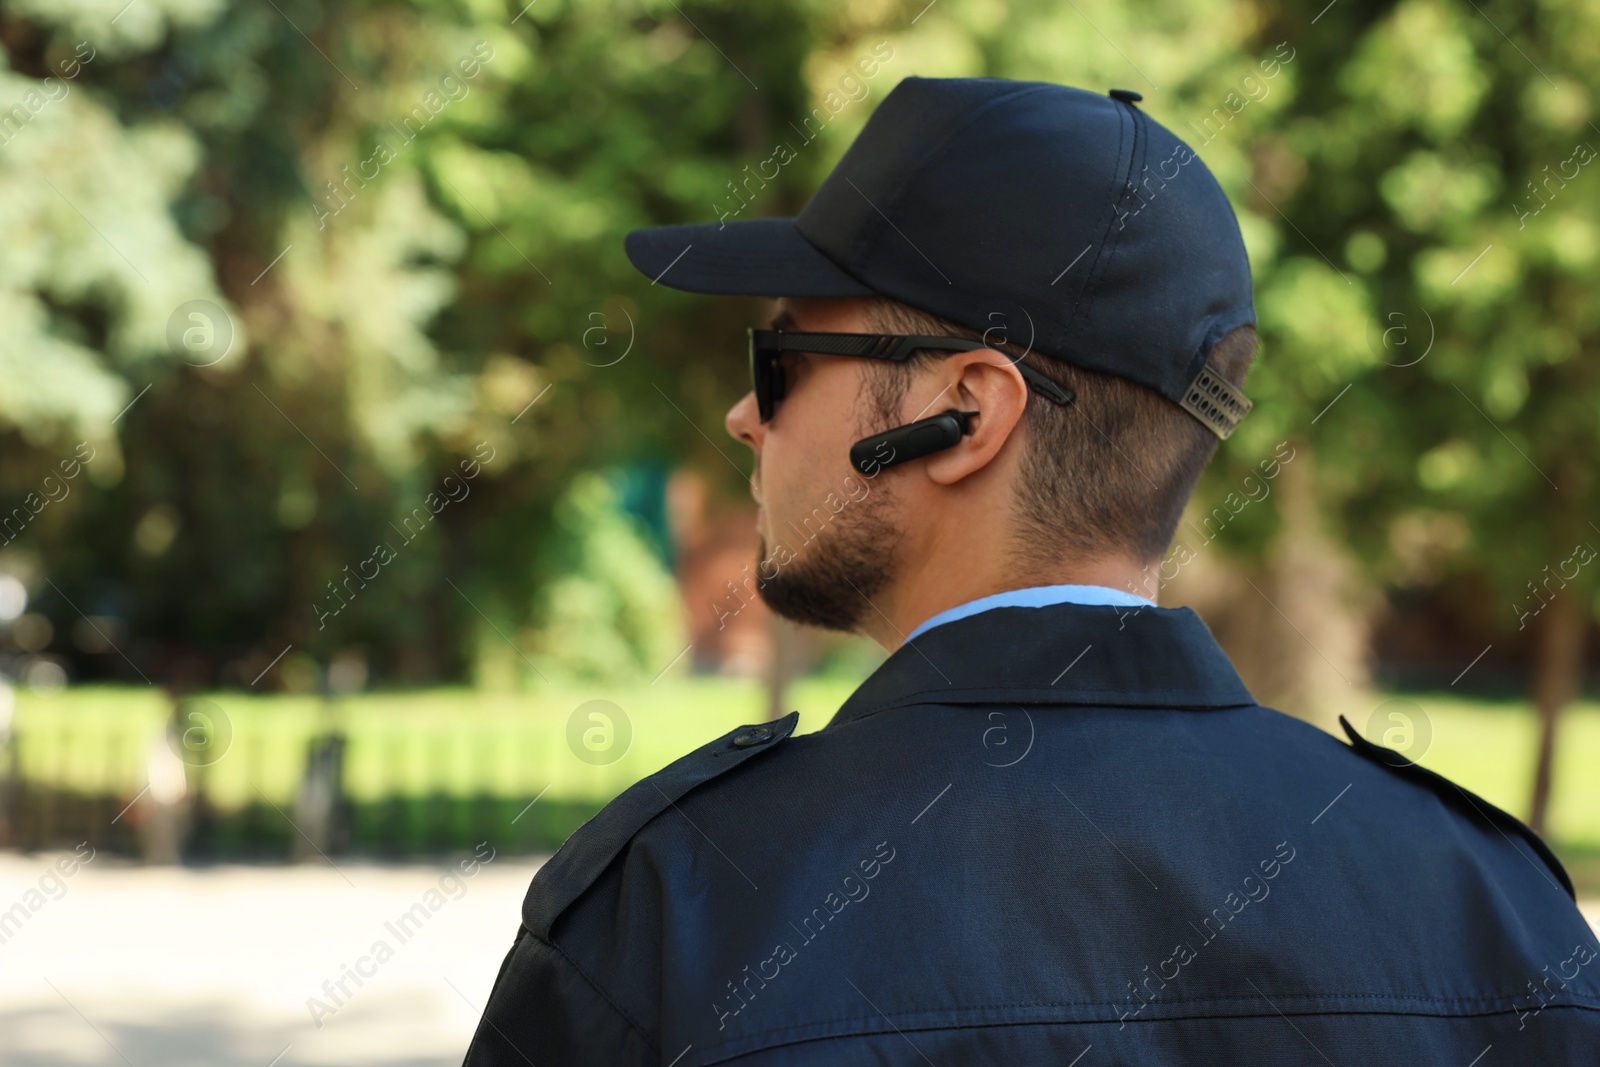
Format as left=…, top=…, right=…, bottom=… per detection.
left=1527, top=585, right=1586, bottom=836
left=1167, top=441, right=1375, bottom=735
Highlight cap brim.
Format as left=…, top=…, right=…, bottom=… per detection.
left=624, top=218, right=875, bottom=298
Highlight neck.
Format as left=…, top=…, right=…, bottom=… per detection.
left=858, top=552, right=1155, bottom=651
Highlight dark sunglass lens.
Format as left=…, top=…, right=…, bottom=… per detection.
left=769, top=353, right=787, bottom=409
left=751, top=341, right=775, bottom=421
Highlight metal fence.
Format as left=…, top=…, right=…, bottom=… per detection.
left=0, top=723, right=595, bottom=861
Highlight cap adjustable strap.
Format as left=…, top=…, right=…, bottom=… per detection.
left=1180, top=362, right=1252, bottom=440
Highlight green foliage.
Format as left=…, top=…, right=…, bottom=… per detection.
left=523, top=471, right=687, bottom=684
left=2, top=0, right=1598, bottom=688
left=1265, top=0, right=1600, bottom=623
left=0, top=0, right=819, bottom=682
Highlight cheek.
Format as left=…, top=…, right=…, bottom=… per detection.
left=764, top=368, right=859, bottom=518
left=761, top=430, right=816, bottom=523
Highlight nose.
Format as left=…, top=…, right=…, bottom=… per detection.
left=725, top=391, right=763, bottom=450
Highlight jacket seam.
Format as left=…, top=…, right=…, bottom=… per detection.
left=462, top=926, right=529, bottom=1063
left=533, top=926, right=660, bottom=1056
left=1064, top=99, right=1134, bottom=335
left=829, top=690, right=1256, bottom=730
left=695, top=996, right=1600, bottom=1064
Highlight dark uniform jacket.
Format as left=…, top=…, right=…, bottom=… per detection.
left=462, top=602, right=1600, bottom=1065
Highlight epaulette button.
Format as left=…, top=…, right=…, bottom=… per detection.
left=732, top=726, right=775, bottom=748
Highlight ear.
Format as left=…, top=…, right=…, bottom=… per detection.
left=911, top=349, right=1030, bottom=486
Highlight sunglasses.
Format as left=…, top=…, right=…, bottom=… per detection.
left=747, top=329, right=1075, bottom=422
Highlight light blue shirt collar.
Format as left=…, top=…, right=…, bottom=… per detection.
left=905, top=583, right=1156, bottom=643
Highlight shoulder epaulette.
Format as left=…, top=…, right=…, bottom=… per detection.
left=1339, top=715, right=1574, bottom=899
left=522, top=711, right=801, bottom=937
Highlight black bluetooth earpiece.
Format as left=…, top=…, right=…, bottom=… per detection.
left=850, top=410, right=979, bottom=475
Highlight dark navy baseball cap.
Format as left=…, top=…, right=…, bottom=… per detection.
left=625, top=76, right=1256, bottom=438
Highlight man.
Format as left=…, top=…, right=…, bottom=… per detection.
left=464, top=77, right=1599, bottom=1065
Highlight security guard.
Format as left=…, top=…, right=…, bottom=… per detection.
left=464, top=78, right=1600, bottom=1064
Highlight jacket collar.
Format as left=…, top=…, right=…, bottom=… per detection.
left=826, top=601, right=1256, bottom=730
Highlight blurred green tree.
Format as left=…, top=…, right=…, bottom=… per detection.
left=0, top=0, right=821, bottom=685
left=0, top=0, right=1593, bottom=846
left=1242, top=0, right=1600, bottom=831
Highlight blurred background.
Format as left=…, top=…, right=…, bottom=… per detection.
left=1, top=0, right=1598, bottom=1063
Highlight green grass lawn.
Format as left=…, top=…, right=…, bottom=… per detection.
left=7, top=678, right=863, bottom=809
left=10, top=681, right=1599, bottom=884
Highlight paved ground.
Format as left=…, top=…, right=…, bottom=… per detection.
left=0, top=851, right=545, bottom=1067
left=1, top=852, right=1597, bottom=1066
